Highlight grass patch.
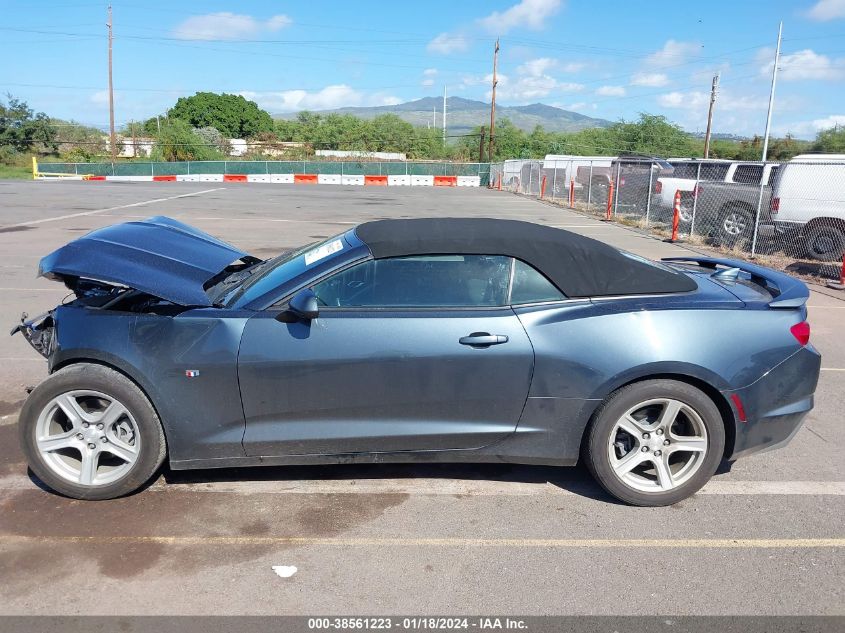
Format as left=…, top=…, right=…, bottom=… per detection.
left=0, top=163, right=32, bottom=179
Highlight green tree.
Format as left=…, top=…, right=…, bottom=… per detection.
left=150, top=119, right=222, bottom=162
left=812, top=125, right=845, bottom=153
left=168, top=92, right=274, bottom=138
left=53, top=120, right=106, bottom=160
left=0, top=94, right=57, bottom=153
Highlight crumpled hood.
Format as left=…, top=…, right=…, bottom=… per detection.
left=38, top=216, right=251, bottom=306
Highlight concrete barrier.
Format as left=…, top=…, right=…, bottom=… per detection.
left=342, top=175, right=365, bottom=186
left=365, top=175, right=388, bottom=186
left=318, top=174, right=342, bottom=185
left=199, top=174, right=224, bottom=182
left=270, top=174, right=294, bottom=183
left=411, top=175, right=434, bottom=186
left=457, top=176, right=481, bottom=187
left=388, top=175, right=411, bottom=186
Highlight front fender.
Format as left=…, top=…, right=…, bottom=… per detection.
left=50, top=305, right=249, bottom=461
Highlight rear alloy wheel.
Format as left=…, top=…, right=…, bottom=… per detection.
left=20, top=364, right=166, bottom=500
left=584, top=380, right=724, bottom=506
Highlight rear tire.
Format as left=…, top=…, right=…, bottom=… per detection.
left=583, top=379, right=725, bottom=506
left=804, top=224, right=845, bottom=262
left=19, top=363, right=166, bottom=500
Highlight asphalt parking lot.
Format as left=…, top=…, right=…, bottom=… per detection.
left=0, top=180, right=842, bottom=616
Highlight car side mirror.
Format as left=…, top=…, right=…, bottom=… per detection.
left=286, top=288, right=319, bottom=320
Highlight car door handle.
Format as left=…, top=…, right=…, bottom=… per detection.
left=459, top=332, right=509, bottom=347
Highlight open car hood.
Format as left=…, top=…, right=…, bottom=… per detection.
left=38, top=216, right=252, bottom=306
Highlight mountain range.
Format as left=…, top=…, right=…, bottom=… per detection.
left=274, top=97, right=612, bottom=136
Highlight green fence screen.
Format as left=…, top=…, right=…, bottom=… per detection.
left=37, top=160, right=492, bottom=185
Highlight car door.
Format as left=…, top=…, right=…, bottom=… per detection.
left=237, top=255, right=534, bottom=456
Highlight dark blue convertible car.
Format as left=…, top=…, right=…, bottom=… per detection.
left=13, top=216, right=820, bottom=505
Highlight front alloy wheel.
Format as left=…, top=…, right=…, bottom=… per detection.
left=35, top=390, right=141, bottom=487
left=584, top=379, right=725, bottom=506
left=20, top=363, right=166, bottom=500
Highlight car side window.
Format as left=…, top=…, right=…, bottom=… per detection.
left=734, top=165, right=764, bottom=184
left=509, top=259, right=566, bottom=304
left=311, top=255, right=512, bottom=308
left=700, top=164, right=730, bottom=181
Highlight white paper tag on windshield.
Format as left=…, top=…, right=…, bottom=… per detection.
left=304, top=239, right=343, bottom=266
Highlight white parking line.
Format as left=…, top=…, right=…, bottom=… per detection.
left=0, top=475, right=842, bottom=497
left=1, top=534, right=842, bottom=549
left=2, top=188, right=226, bottom=228
left=821, top=368, right=845, bottom=371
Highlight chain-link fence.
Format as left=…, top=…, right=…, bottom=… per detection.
left=36, top=160, right=491, bottom=184
left=490, top=157, right=845, bottom=279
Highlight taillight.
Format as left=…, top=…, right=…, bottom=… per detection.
left=790, top=321, right=810, bottom=346
left=771, top=197, right=780, bottom=213
left=654, top=181, right=662, bottom=194
left=620, top=177, right=626, bottom=186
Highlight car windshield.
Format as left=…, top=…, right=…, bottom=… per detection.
left=217, top=232, right=350, bottom=306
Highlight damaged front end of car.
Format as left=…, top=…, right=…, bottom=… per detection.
left=10, top=215, right=259, bottom=362
left=11, top=311, right=56, bottom=358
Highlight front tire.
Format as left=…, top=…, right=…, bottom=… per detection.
left=19, top=363, right=166, bottom=500
left=583, top=379, right=725, bottom=506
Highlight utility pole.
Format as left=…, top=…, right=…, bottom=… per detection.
left=703, top=72, right=719, bottom=159
left=761, top=21, right=783, bottom=162
left=107, top=4, right=116, bottom=161
left=478, top=126, right=486, bottom=163
left=432, top=105, right=436, bottom=130
left=488, top=38, right=499, bottom=162
left=751, top=20, right=784, bottom=258
left=442, top=86, right=447, bottom=145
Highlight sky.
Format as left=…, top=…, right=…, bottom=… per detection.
left=2, top=0, right=845, bottom=139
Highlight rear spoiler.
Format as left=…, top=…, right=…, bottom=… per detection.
left=662, top=256, right=809, bottom=309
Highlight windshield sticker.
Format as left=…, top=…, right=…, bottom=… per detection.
left=304, top=239, right=344, bottom=266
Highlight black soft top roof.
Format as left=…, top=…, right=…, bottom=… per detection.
left=355, top=218, right=696, bottom=298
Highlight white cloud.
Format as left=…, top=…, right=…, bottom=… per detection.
left=493, top=73, right=583, bottom=101
left=479, top=0, right=562, bottom=34
left=555, top=101, right=597, bottom=111
left=775, top=114, right=845, bottom=137
left=265, top=15, right=293, bottom=31
left=561, top=61, right=587, bottom=73
left=90, top=90, right=111, bottom=106
left=645, top=40, right=701, bottom=68
left=427, top=32, right=469, bottom=54
left=239, top=85, right=367, bottom=112
left=630, top=72, right=670, bottom=87
left=173, top=12, right=291, bottom=40
left=807, top=0, right=845, bottom=20
left=421, top=68, right=438, bottom=87
left=596, top=85, right=625, bottom=97
left=471, top=57, right=584, bottom=101
left=658, top=90, right=765, bottom=112
left=518, top=57, right=557, bottom=76
left=759, top=48, right=845, bottom=81
left=377, top=95, right=403, bottom=106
